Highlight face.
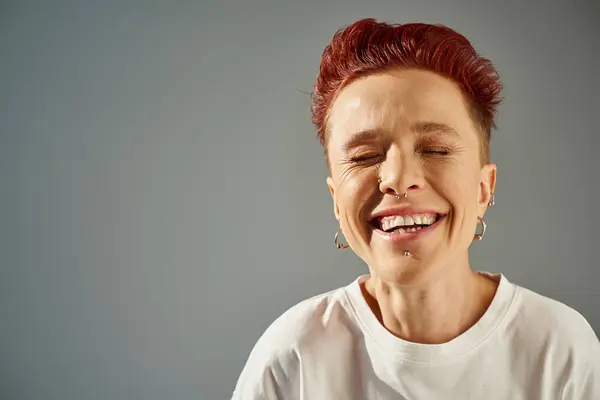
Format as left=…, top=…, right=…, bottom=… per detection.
left=326, top=69, right=496, bottom=285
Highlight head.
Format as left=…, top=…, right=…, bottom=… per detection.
left=311, top=19, right=502, bottom=285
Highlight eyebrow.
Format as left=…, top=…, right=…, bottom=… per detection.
left=341, top=122, right=459, bottom=153
left=412, top=121, right=460, bottom=138
left=341, top=129, right=381, bottom=153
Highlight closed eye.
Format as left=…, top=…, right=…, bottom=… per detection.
left=419, top=147, right=451, bottom=155
left=349, top=154, right=383, bottom=163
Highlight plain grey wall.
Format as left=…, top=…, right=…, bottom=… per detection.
left=2, top=0, right=598, bottom=399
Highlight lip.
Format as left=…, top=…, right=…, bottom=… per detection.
left=372, top=213, right=446, bottom=243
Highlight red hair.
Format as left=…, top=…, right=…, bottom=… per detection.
left=311, top=18, right=503, bottom=164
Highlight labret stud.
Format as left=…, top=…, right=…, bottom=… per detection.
left=404, top=250, right=411, bottom=257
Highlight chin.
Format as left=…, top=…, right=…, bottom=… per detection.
left=369, top=250, right=441, bottom=286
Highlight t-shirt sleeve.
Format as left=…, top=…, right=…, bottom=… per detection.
left=576, top=337, right=600, bottom=399
left=230, top=291, right=332, bottom=399
left=231, top=346, right=300, bottom=400
left=230, top=319, right=302, bottom=400
left=560, top=319, right=600, bottom=399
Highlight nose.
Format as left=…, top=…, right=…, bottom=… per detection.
left=378, top=147, right=425, bottom=197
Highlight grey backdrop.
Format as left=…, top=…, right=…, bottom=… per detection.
left=2, top=0, right=598, bottom=399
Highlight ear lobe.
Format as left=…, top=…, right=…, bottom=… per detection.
left=326, top=176, right=341, bottom=221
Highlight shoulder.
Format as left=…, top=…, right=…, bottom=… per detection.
left=231, top=283, right=356, bottom=400
left=512, top=283, right=598, bottom=346
left=251, top=283, right=355, bottom=355
left=508, top=282, right=600, bottom=397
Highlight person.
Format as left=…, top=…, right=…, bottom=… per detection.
left=231, top=18, right=600, bottom=399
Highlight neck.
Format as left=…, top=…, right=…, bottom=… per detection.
left=362, top=262, right=498, bottom=344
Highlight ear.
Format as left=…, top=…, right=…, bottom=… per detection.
left=478, top=163, right=497, bottom=215
left=326, top=176, right=341, bottom=221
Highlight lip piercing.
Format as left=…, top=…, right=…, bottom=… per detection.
left=404, top=250, right=411, bottom=256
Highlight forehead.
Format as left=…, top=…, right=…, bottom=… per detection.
left=327, top=69, right=474, bottom=143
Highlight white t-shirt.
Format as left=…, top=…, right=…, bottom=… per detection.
left=232, top=273, right=600, bottom=399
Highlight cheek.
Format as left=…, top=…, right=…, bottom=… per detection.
left=336, top=171, right=378, bottom=216
left=429, top=164, right=479, bottom=207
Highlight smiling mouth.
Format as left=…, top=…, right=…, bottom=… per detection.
left=371, top=213, right=444, bottom=234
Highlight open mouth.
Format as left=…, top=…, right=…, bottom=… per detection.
left=371, top=212, right=444, bottom=234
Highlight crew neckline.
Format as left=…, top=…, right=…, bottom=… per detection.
left=344, top=272, right=517, bottom=363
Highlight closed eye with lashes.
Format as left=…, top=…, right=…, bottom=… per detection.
left=419, top=147, right=452, bottom=155
left=349, top=153, right=383, bottom=163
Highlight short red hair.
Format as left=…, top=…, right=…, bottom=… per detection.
left=311, top=18, right=503, bottom=164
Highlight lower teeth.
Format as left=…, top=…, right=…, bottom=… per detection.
left=389, top=226, right=425, bottom=234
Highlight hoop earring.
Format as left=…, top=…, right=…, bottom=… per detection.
left=334, top=229, right=349, bottom=249
left=473, top=216, right=487, bottom=241
left=488, top=193, right=495, bottom=207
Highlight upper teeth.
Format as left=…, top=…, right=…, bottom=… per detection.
left=381, top=214, right=437, bottom=231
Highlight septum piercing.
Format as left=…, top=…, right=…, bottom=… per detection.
left=395, top=190, right=408, bottom=199
left=377, top=178, right=408, bottom=199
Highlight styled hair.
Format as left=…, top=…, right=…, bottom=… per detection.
left=311, top=18, right=503, bottom=165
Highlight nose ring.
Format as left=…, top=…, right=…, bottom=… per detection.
left=378, top=178, right=408, bottom=199
left=396, top=190, right=408, bottom=199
